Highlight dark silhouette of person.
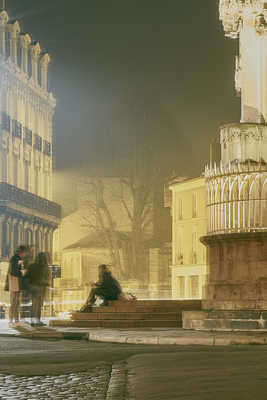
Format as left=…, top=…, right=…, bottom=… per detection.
left=6, top=245, right=29, bottom=326
left=28, top=252, right=50, bottom=326
left=80, top=264, right=122, bottom=311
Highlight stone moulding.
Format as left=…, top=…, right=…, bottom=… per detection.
left=219, top=0, right=267, bottom=37
left=200, top=231, right=267, bottom=246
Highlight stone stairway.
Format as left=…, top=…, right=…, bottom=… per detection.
left=50, top=300, right=201, bottom=329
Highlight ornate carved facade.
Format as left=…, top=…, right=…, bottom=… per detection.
left=206, top=0, right=267, bottom=235
left=0, top=9, right=60, bottom=261
left=201, top=0, right=267, bottom=311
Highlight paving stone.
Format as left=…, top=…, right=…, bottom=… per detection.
left=0, top=364, right=113, bottom=400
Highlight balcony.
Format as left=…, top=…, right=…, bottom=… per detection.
left=0, top=182, right=61, bottom=219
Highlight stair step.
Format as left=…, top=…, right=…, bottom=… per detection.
left=110, top=300, right=201, bottom=307
left=77, top=307, right=187, bottom=314
left=50, top=319, right=181, bottom=329
left=71, top=312, right=182, bottom=321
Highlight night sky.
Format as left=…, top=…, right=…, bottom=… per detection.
left=8, top=0, right=240, bottom=177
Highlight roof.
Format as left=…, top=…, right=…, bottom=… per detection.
left=64, top=230, right=163, bottom=251
left=64, top=230, right=130, bottom=250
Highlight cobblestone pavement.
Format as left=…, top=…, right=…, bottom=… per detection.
left=0, top=364, right=114, bottom=400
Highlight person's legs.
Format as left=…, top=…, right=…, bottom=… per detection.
left=9, top=292, right=15, bottom=322
left=88, top=288, right=98, bottom=304
left=35, top=287, right=46, bottom=323
left=38, top=287, right=46, bottom=322
left=14, top=292, right=20, bottom=322
left=9, top=291, right=20, bottom=323
left=31, top=287, right=39, bottom=324
left=80, top=288, right=100, bottom=312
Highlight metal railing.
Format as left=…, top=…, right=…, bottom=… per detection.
left=0, top=182, right=61, bottom=219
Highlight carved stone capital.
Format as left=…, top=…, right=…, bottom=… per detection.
left=219, top=0, right=267, bottom=37
left=0, top=10, right=8, bottom=27
left=40, top=53, right=51, bottom=68
left=20, top=33, right=31, bottom=49
left=7, top=20, right=21, bottom=38
left=30, top=42, right=41, bottom=60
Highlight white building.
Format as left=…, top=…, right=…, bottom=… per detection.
left=0, top=8, right=60, bottom=260
left=170, top=177, right=207, bottom=299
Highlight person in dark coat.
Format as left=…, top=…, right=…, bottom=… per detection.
left=8, top=245, right=29, bottom=326
left=80, top=264, right=122, bottom=311
left=27, top=252, right=51, bottom=326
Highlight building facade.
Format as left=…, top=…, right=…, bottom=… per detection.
left=170, top=177, right=207, bottom=299
left=0, top=9, right=61, bottom=304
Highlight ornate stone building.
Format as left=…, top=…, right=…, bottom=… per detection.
left=0, top=8, right=60, bottom=268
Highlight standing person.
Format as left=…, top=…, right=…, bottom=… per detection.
left=28, top=252, right=50, bottom=326
left=7, top=246, right=29, bottom=327
left=80, top=264, right=122, bottom=312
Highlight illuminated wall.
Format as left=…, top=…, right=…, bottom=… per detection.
left=170, top=177, right=207, bottom=299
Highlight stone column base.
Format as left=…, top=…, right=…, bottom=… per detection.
left=183, top=310, right=267, bottom=331
left=201, top=232, right=267, bottom=310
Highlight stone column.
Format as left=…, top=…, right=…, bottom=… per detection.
left=40, top=53, right=50, bottom=91
left=32, top=223, right=38, bottom=258
left=17, top=220, right=24, bottom=246
left=0, top=215, right=5, bottom=259
left=48, top=229, right=54, bottom=259
left=8, top=21, right=20, bottom=64
left=8, top=217, right=16, bottom=256
left=20, top=34, right=31, bottom=74
left=30, top=42, right=41, bottom=84
left=0, top=10, right=8, bottom=56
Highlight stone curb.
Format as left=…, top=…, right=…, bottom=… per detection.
left=106, top=361, right=127, bottom=400
left=87, top=331, right=267, bottom=346
left=2, top=328, right=267, bottom=346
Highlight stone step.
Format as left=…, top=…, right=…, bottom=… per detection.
left=71, top=312, right=181, bottom=321
left=110, top=300, right=201, bottom=308
left=50, top=319, right=181, bottom=329
left=183, top=310, right=267, bottom=331
left=76, top=306, right=189, bottom=314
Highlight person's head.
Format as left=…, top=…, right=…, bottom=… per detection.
left=98, top=264, right=109, bottom=280
left=17, top=245, right=29, bottom=258
left=36, top=252, right=48, bottom=267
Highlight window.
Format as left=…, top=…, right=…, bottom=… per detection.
left=13, top=154, right=18, bottom=186
left=178, top=198, right=183, bottom=220
left=192, top=231, right=197, bottom=264
left=1, top=112, right=10, bottom=132
left=35, top=168, right=39, bottom=195
left=176, top=228, right=183, bottom=264
left=190, top=275, right=199, bottom=298
left=24, top=128, right=33, bottom=146
left=24, top=161, right=30, bottom=192
left=2, top=152, right=7, bottom=182
left=34, top=134, right=42, bottom=151
left=43, top=140, right=51, bottom=156
left=192, top=193, right=197, bottom=218
left=177, top=276, right=185, bottom=298
left=44, top=173, right=49, bottom=199
left=12, top=120, right=22, bottom=139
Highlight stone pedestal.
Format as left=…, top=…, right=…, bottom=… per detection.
left=183, top=232, right=267, bottom=331
left=201, top=232, right=267, bottom=311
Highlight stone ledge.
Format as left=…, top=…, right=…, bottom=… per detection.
left=183, top=310, right=267, bottom=331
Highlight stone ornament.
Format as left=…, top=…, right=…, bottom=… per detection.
left=40, top=53, right=51, bottom=68
left=219, top=0, right=267, bottom=37
left=0, top=10, right=8, bottom=26
left=30, top=41, right=41, bottom=60
left=20, top=33, right=31, bottom=49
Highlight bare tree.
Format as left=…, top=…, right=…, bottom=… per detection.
left=81, top=178, right=124, bottom=278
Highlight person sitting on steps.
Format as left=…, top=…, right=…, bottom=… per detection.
left=80, top=264, right=122, bottom=312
